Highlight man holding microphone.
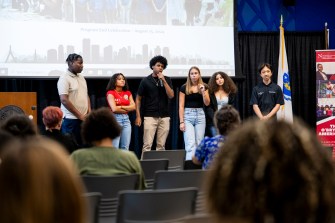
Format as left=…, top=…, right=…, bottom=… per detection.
left=135, top=55, right=174, bottom=157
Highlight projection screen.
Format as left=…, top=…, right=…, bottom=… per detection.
left=0, top=0, right=235, bottom=78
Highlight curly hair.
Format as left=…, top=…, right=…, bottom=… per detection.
left=214, top=105, right=240, bottom=135
left=207, top=118, right=335, bottom=223
left=149, top=55, right=168, bottom=70
left=106, top=73, right=129, bottom=91
left=208, top=71, right=237, bottom=95
left=81, top=107, right=121, bottom=144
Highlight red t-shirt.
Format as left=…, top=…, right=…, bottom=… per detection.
left=106, top=90, right=132, bottom=112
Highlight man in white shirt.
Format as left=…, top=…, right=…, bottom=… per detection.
left=57, top=53, right=91, bottom=147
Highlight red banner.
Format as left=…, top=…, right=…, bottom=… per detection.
left=316, top=50, right=335, bottom=147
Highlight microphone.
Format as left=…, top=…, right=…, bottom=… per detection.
left=159, top=78, right=163, bottom=87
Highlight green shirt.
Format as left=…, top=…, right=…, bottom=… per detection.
left=71, top=147, right=146, bottom=189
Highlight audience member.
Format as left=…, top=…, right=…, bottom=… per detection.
left=0, top=136, right=87, bottom=223
left=250, top=63, right=284, bottom=120
left=193, top=105, right=240, bottom=169
left=206, top=118, right=335, bottom=223
left=205, top=71, right=238, bottom=137
left=1, top=114, right=38, bottom=138
left=57, top=53, right=91, bottom=147
left=106, top=73, right=135, bottom=150
left=179, top=66, right=210, bottom=168
left=42, top=106, right=78, bottom=154
left=70, top=107, right=146, bottom=189
left=135, top=55, right=174, bottom=156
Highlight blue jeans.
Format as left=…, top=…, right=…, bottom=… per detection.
left=112, top=114, right=131, bottom=150
left=183, top=108, right=206, bottom=160
left=61, top=118, right=82, bottom=147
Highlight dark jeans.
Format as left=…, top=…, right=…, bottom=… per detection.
left=61, top=118, right=83, bottom=147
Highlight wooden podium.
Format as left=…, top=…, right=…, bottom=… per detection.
left=0, top=92, right=37, bottom=124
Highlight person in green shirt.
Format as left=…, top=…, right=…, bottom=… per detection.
left=71, top=107, right=146, bottom=189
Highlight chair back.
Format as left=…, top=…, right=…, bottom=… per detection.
left=153, top=170, right=209, bottom=214
left=84, top=192, right=101, bottom=223
left=139, top=159, right=169, bottom=189
left=153, top=170, right=207, bottom=190
left=116, top=187, right=198, bottom=223
left=142, top=150, right=186, bottom=171
left=82, top=174, right=139, bottom=223
left=181, top=213, right=214, bottom=223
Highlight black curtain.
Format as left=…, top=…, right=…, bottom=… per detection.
left=238, top=31, right=325, bottom=127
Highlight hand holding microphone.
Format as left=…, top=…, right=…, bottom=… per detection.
left=198, top=84, right=205, bottom=93
left=158, top=72, right=164, bottom=87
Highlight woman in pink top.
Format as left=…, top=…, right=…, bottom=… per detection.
left=106, top=73, right=135, bottom=150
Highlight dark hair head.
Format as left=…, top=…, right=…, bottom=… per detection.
left=1, top=115, right=38, bottom=138
left=106, top=73, right=129, bottom=91
left=258, top=63, right=272, bottom=74
left=207, top=118, right=335, bottom=223
left=42, top=106, right=63, bottom=129
left=66, top=53, right=82, bottom=64
left=149, top=55, right=168, bottom=70
left=208, top=71, right=237, bottom=94
left=81, top=107, right=121, bottom=144
left=214, top=105, right=240, bottom=135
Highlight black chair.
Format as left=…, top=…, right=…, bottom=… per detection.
left=139, top=159, right=169, bottom=189
left=180, top=213, right=214, bottom=223
left=82, top=174, right=139, bottom=223
left=84, top=192, right=101, bottom=223
left=116, top=187, right=198, bottom=223
left=142, top=150, right=186, bottom=171
left=153, top=170, right=209, bottom=214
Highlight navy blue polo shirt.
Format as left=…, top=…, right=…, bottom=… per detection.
left=249, top=81, right=284, bottom=115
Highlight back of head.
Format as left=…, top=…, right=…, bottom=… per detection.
left=81, top=107, right=121, bottom=145
left=207, top=118, right=335, bottom=223
left=42, top=106, right=63, bottom=129
left=0, top=136, right=87, bottom=223
left=1, top=114, right=38, bottom=138
left=214, top=105, right=241, bottom=136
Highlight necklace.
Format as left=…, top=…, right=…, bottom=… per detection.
left=151, top=75, right=160, bottom=87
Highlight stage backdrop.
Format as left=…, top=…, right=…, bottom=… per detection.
left=316, top=50, right=335, bottom=147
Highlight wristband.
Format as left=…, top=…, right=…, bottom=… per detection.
left=180, top=122, right=184, bottom=124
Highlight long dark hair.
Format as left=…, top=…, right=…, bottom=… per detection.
left=106, top=73, right=129, bottom=91
left=208, top=71, right=237, bottom=94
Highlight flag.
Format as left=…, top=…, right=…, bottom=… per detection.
left=277, top=17, right=293, bottom=122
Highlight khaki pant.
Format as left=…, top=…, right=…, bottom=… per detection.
left=142, top=117, right=170, bottom=154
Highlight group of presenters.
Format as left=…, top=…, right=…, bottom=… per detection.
left=57, top=53, right=284, bottom=171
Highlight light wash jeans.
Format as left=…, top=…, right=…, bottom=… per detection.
left=112, top=114, right=131, bottom=150
left=183, top=108, right=206, bottom=160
